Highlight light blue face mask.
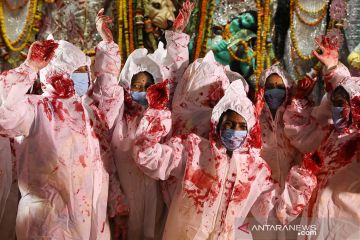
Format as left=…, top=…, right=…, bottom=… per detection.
left=220, top=128, right=247, bottom=151
left=332, top=106, right=349, bottom=131
left=265, top=88, right=286, bottom=110
left=71, top=72, right=89, bottom=97
left=131, top=91, right=148, bottom=106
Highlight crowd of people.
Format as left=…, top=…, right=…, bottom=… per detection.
left=0, top=1, right=359, bottom=240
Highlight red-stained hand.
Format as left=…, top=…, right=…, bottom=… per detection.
left=146, top=80, right=170, bottom=110
left=96, top=8, right=113, bottom=43
left=26, top=40, right=59, bottom=72
left=172, top=0, right=195, bottom=32
left=255, top=87, right=265, bottom=117
left=295, top=75, right=317, bottom=98
left=312, top=36, right=339, bottom=70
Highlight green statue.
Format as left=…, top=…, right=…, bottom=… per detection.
left=209, top=11, right=257, bottom=79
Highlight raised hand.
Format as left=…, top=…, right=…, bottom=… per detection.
left=146, top=80, right=169, bottom=110
left=312, top=36, right=339, bottom=70
left=172, top=0, right=195, bottom=33
left=96, top=8, right=113, bottom=43
left=254, top=87, right=265, bottom=117
left=26, top=40, right=59, bottom=72
left=295, top=75, right=317, bottom=99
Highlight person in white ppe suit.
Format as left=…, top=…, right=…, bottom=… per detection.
left=0, top=15, right=127, bottom=239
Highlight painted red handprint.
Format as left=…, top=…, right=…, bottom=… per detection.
left=295, top=75, right=317, bottom=99
left=255, top=87, right=265, bottom=117
left=313, top=29, right=342, bottom=70
left=96, top=8, right=113, bottom=42
left=173, top=0, right=195, bottom=33
left=146, top=80, right=170, bottom=110
left=27, top=40, right=59, bottom=72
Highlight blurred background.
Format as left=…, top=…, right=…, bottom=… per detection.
left=0, top=0, right=359, bottom=91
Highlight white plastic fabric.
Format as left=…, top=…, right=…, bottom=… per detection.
left=111, top=30, right=189, bottom=239
left=171, top=51, right=232, bottom=139
left=283, top=63, right=360, bottom=240
left=258, top=64, right=302, bottom=186
left=133, top=80, right=317, bottom=239
left=0, top=40, right=126, bottom=239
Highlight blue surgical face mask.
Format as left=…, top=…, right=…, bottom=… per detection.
left=131, top=91, right=148, bottom=106
left=332, top=106, right=349, bottom=131
left=265, top=88, right=286, bottom=110
left=71, top=72, right=90, bottom=97
left=220, top=128, right=247, bottom=151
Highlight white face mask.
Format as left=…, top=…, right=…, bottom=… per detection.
left=71, top=72, right=90, bottom=96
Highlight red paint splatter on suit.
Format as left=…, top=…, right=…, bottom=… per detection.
left=149, top=117, right=165, bottom=135
left=51, top=99, right=69, bottom=122
left=302, top=152, right=323, bottom=174
left=124, top=90, right=144, bottom=120
left=47, top=74, right=75, bottom=99
left=183, top=162, right=218, bottom=212
left=186, top=168, right=216, bottom=189
left=73, top=101, right=85, bottom=121
left=38, top=97, right=53, bottom=121
left=247, top=121, right=262, bottom=149
left=146, top=80, right=169, bottom=110
left=29, top=40, right=58, bottom=62
left=232, top=182, right=251, bottom=203
left=248, top=175, right=255, bottom=181
left=79, top=155, right=86, bottom=168
left=201, top=82, right=225, bottom=108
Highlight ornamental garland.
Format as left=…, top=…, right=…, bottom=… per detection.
left=255, top=0, right=271, bottom=91
left=123, top=0, right=130, bottom=56
left=117, top=0, right=124, bottom=61
left=202, top=0, right=216, bottom=56
left=134, top=0, right=144, bottom=49
left=128, top=0, right=135, bottom=53
left=295, top=2, right=327, bottom=27
left=0, top=0, right=39, bottom=52
left=290, top=0, right=326, bottom=61
left=228, top=40, right=255, bottom=63
left=194, top=0, right=209, bottom=60
left=295, top=0, right=328, bottom=15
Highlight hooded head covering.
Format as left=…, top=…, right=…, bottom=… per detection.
left=39, top=40, right=91, bottom=98
left=119, top=48, right=165, bottom=92
left=171, top=51, right=248, bottom=138
left=259, top=64, right=294, bottom=107
left=211, top=80, right=255, bottom=132
left=210, top=80, right=261, bottom=148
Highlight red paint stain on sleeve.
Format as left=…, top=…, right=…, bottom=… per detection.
left=201, top=82, right=225, bottom=108
left=187, top=168, right=216, bottom=189
left=47, top=74, right=75, bottom=99
left=232, top=182, right=251, bottom=203
left=38, top=97, right=53, bottom=121
left=29, top=40, right=58, bottom=62
left=74, top=101, right=85, bottom=121
left=146, top=80, right=170, bottom=109
left=183, top=167, right=219, bottom=212
left=79, top=155, right=87, bottom=168
left=302, top=152, right=323, bottom=174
